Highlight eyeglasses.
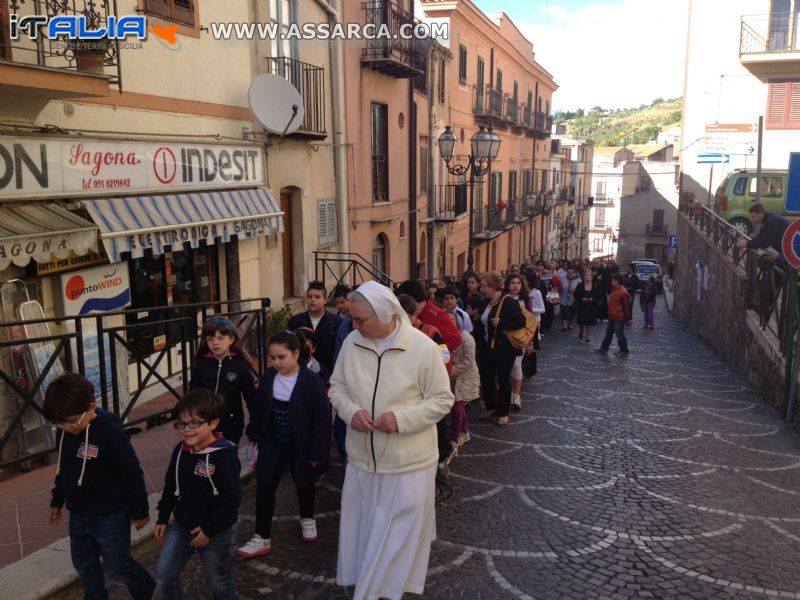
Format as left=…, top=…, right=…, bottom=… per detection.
left=173, top=419, right=209, bottom=430
left=55, top=411, right=87, bottom=430
left=351, top=314, right=376, bottom=325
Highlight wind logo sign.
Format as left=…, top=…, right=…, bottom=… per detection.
left=9, top=14, right=147, bottom=41
left=60, top=264, right=132, bottom=317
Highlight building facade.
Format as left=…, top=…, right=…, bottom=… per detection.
left=680, top=0, right=800, bottom=205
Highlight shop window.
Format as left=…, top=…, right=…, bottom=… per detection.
left=143, top=0, right=196, bottom=27
left=126, top=243, right=219, bottom=359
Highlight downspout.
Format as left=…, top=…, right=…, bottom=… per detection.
left=429, top=61, right=437, bottom=279
left=315, top=0, right=349, bottom=255
left=409, top=85, right=418, bottom=279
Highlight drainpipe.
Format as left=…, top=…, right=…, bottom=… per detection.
left=409, top=86, right=418, bottom=279
left=314, top=0, right=349, bottom=255
left=429, top=66, right=437, bottom=279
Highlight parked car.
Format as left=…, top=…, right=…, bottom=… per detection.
left=633, top=262, right=663, bottom=293
left=713, top=169, right=790, bottom=235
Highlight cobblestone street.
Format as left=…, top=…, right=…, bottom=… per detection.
left=114, top=304, right=800, bottom=598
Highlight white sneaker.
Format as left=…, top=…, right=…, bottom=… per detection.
left=300, top=518, right=317, bottom=542
left=511, top=394, right=522, bottom=411
left=237, top=534, right=271, bottom=557
left=457, top=432, right=471, bottom=446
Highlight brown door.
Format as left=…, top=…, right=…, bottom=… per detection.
left=281, top=192, right=294, bottom=299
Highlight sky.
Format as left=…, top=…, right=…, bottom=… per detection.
left=472, top=0, right=689, bottom=112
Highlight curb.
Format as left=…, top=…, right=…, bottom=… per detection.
left=0, top=456, right=254, bottom=600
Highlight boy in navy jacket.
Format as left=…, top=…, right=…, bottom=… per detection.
left=154, top=389, right=241, bottom=600
left=44, top=373, right=155, bottom=600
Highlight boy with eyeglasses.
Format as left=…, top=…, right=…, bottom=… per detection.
left=154, top=389, right=241, bottom=600
left=44, top=373, right=155, bottom=600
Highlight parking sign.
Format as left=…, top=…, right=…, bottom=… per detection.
left=668, top=234, right=678, bottom=250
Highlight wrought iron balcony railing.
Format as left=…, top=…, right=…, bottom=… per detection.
left=740, top=13, right=800, bottom=55
left=474, top=84, right=503, bottom=118
left=505, top=96, right=519, bottom=123
left=522, top=104, right=533, bottom=128
left=267, top=57, right=327, bottom=139
left=646, top=223, right=668, bottom=235
left=0, top=0, right=121, bottom=87
left=431, top=183, right=468, bottom=220
left=361, top=0, right=424, bottom=77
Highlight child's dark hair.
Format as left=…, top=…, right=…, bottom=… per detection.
left=332, top=284, right=351, bottom=300
left=295, top=327, right=318, bottom=350
left=397, top=293, right=418, bottom=317
left=269, top=330, right=310, bottom=364
left=395, top=280, right=427, bottom=303
left=43, top=373, right=95, bottom=423
left=465, top=292, right=485, bottom=311
left=436, top=285, right=461, bottom=301
left=174, top=389, right=224, bottom=423
left=195, top=317, right=254, bottom=364
left=307, top=281, right=328, bottom=297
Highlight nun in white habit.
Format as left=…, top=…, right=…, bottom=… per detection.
left=329, top=280, right=454, bottom=600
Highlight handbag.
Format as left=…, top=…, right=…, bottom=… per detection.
left=491, top=296, right=537, bottom=350
left=546, top=288, right=560, bottom=304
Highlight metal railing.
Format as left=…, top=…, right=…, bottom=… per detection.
left=740, top=13, right=800, bottom=55
left=0, top=0, right=122, bottom=88
left=534, top=111, right=553, bottom=132
left=361, top=0, right=424, bottom=73
left=505, top=96, right=519, bottom=123
left=372, top=154, right=389, bottom=203
left=267, top=57, right=327, bottom=137
left=314, top=251, right=394, bottom=290
left=432, top=183, right=468, bottom=219
left=0, top=297, right=274, bottom=470
left=522, top=105, right=533, bottom=128
left=474, top=84, right=503, bottom=117
left=646, top=224, right=669, bottom=235
left=473, top=206, right=502, bottom=235
left=680, top=204, right=787, bottom=344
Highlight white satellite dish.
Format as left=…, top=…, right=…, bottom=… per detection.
left=248, top=74, right=305, bottom=136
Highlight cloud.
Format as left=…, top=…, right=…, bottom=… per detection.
left=514, top=0, right=688, bottom=111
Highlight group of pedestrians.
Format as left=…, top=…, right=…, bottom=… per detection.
left=44, top=259, right=663, bottom=600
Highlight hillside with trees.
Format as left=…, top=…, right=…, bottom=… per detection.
left=554, top=98, right=682, bottom=146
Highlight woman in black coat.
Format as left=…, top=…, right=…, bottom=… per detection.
left=573, top=268, right=602, bottom=344
left=478, top=271, right=526, bottom=425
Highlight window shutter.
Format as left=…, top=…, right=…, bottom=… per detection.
left=318, top=200, right=337, bottom=247
left=768, top=83, right=788, bottom=128
left=789, top=82, right=800, bottom=128
left=144, top=0, right=171, bottom=18
left=172, top=0, right=195, bottom=25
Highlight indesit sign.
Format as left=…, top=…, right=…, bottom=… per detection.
left=0, top=137, right=265, bottom=200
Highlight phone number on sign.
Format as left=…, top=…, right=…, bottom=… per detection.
left=86, top=178, right=133, bottom=190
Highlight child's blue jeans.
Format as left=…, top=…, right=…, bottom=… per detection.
left=69, top=511, right=155, bottom=600
left=155, top=523, right=236, bottom=600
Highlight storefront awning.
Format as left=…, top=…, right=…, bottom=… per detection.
left=83, top=188, right=284, bottom=262
left=0, top=204, right=98, bottom=270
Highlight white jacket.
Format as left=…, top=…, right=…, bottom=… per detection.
left=329, top=319, right=454, bottom=474
left=451, top=331, right=480, bottom=403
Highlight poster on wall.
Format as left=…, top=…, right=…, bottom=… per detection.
left=58, top=264, right=131, bottom=407
left=59, top=263, right=131, bottom=316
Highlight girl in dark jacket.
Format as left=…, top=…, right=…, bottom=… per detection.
left=478, top=271, right=526, bottom=425
left=191, top=318, right=256, bottom=445
left=238, top=331, right=331, bottom=558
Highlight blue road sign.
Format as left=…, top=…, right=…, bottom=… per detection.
left=697, top=153, right=730, bottom=164
left=668, top=234, right=678, bottom=249
left=785, top=152, right=800, bottom=214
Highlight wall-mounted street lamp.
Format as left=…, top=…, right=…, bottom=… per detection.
left=438, top=125, right=501, bottom=273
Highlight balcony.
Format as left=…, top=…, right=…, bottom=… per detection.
left=426, top=183, right=468, bottom=221
left=372, top=154, right=389, bottom=203
left=646, top=223, right=668, bottom=236
left=521, top=104, right=533, bottom=129
left=267, top=57, right=327, bottom=139
left=532, top=111, right=553, bottom=138
left=361, top=1, right=424, bottom=78
left=474, top=84, right=504, bottom=125
left=472, top=206, right=504, bottom=239
left=504, top=95, right=519, bottom=124
left=739, top=13, right=800, bottom=82
left=0, top=0, right=119, bottom=100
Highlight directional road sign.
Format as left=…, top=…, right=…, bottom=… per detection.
left=785, top=152, right=800, bottom=214
left=668, top=234, right=678, bottom=250
left=782, top=218, right=800, bottom=270
left=704, top=123, right=758, bottom=156
left=697, top=153, right=730, bottom=164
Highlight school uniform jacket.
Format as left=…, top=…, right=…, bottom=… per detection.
left=288, top=311, right=343, bottom=373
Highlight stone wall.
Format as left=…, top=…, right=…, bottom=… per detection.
left=673, top=211, right=786, bottom=414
